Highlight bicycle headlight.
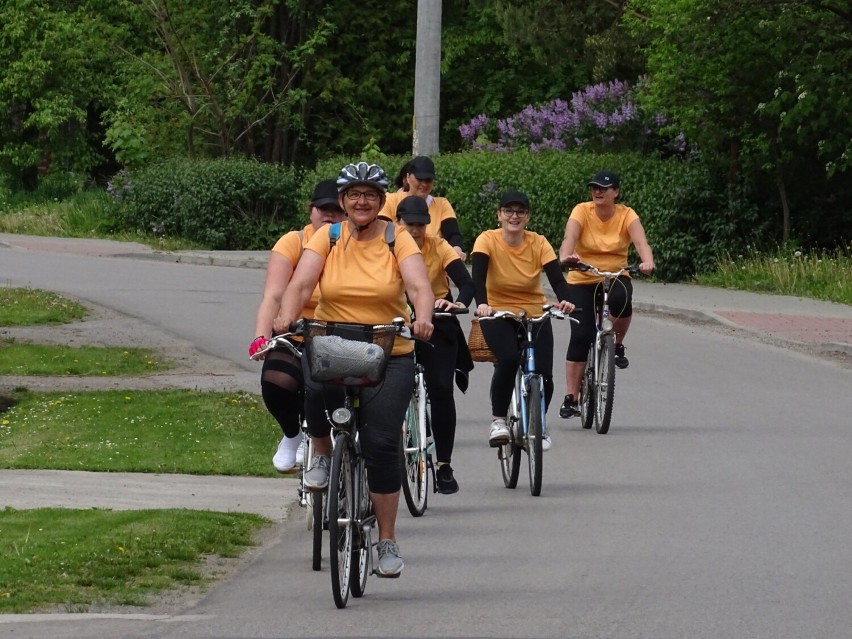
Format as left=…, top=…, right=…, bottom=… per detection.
left=602, top=317, right=614, bottom=332
left=331, top=407, right=351, bottom=427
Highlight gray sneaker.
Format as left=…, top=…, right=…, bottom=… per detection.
left=303, top=455, right=330, bottom=491
left=376, top=539, right=404, bottom=578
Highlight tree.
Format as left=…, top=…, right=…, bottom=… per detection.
left=626, top=0, right=852, bottom=243
left=0, top=0, right=126, bottom=188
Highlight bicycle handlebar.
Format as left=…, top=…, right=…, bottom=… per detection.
left=562, top=260, right=640, bottom=278
left=478, top=305, right=579, bottom=324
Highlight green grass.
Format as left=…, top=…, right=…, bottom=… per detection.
left=694, top=247, right=852, bottom=305
left=0, top=190, right=201, bottom=251
left=0, top=390, right=281, bottom=476
left=0, top=342, right=171, bottom=376
left=0, top=288, right=88, bottom=326
left=0, top=507, right=269, bottom=613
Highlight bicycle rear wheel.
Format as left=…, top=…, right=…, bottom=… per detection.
left=526, top=377, right=544, bottom=496
left=500, top=385, right=522, bottom=489
left=580, top=343, right=595, bottom=430
left=328, top=434, right=354, bottom=609
left=400, top=395, right=428, bottom=517
left=595, top=333, right=616, bottom=434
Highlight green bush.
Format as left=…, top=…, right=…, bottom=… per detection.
left=117, top=158, right=301, bottom=249
left=306, top=151, right=766, bottom=281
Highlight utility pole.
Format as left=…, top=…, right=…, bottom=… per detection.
left=413, top=0, right=441, bottom=156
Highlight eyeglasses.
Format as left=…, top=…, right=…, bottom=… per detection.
left=317, top=205, right=344, bottom=214
left=590, top=185, right=612, bottom=192
left=500, top=208, right=530, bottom=218
left=344, top=189, right=381, bottom=202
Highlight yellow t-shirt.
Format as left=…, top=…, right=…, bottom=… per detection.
left=420, top=235, right=459, bottom=300
left=271, top=224, right=320, bottom=319
left=472, top=229, right=557, bottom=316
left=380, top=191, right=458, bottom=240
left=305, top=221, right=421, bottom=355
left=566, top=202, right=639, bottom=285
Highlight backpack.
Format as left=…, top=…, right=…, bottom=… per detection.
left=297, top=221, right=396, bottom=261
left=328, top=221, right=396, bottom=253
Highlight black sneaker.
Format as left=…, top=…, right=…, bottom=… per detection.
left=435, top=464, right=459, bottom=494
left=559, top=394, right=580, bottom=418
left=614, top=344, right=629, bottom=369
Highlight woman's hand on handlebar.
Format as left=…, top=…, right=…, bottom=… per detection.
left=411, top=318, right=434, bottom=341
left=639, top=261, right=655, bottom=275
left=248, top=336, right=269, bottom=359
left=475, top=303, right=493, bottom=318
left=553, top=300, right=575, bottom=314
left=434, top=299, right=466, bottom=312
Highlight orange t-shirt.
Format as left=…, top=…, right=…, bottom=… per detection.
left=271, top=224, right=320, bottom=319
left=420, top=235, right=459, bottom=300
left=304, top=221, right=421, bottom=355
left=567, top=202, right=639, bottom=285
left=380, top=191, right=457, bottom=240
left=472, top=229, right=557, bottom=316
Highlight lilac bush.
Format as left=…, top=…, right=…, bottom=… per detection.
left=459, top=80, right=686, bottom=155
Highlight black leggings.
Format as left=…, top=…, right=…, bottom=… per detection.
left=303, top=355, right=414, bottom=495
left=415, top=318, right=460, bottom=465
left=566, top=277, right=633, bottom=362
left=260, top=342, right=303, bottom=438
left=480, top=317, right=555, bottom=417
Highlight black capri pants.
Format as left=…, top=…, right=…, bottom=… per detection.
left=480, top=317, right=555, bottom=417
left=566, top=276, right=633, bottom=362
left=302, top=354, right=414, bottom=494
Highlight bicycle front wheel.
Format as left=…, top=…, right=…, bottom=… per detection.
left=328, top=434, right=354, bottom=609
left=595, top=333, right=616, bottom=434
left=311, top=490, right=323, bottom=572
left=500, top=385, right=522, bottom=489
left=580, top=343, right=595, bottom=430
left=351, top=463, right=371, bottom=598
left=526, top=377, right=544, bottom=496
left=400, top=396, right=428, bottom=517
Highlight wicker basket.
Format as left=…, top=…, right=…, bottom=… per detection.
left=302, top=320, right=397, bottom=386
left=468, top=318, right=496, bottom=363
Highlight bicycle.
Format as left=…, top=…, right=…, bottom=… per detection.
left=563, top=261, right=640, bottom=435
left=400, top=306, right=468, bottom=517
left=480, top=306, right=575, bottom=496
left=293, top=317, right=410, bottom=609
left=250, top=336, right=325, bottom=572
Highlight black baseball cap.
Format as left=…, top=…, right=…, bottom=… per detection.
left=396, top=195, right=431, bottom=224
left=587, top=170, right=620, bottom=189
left=498, top=191, right=530, bottom=209
left=311, top=179, right=342, bottom=208
left=408, top=156, right=436, bottom=180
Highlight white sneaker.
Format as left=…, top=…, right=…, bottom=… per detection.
left=272, top=435, right=301, bottom=473
left=489, top=418, right=510, bottom=448
left=295, top=436, right=307, bottom=466
left=542, top=434, right=552, bottom=452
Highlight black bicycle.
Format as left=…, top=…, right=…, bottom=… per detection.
left=294, top=317, right=410, bottom=609
left=564, top=262, right=639, bottom=434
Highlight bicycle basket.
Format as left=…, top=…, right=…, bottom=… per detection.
left=468, top=318, right=497, bottom=363
left=302, top=320, right=397, bottom=386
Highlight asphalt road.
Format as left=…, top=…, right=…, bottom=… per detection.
left=2, top=246, right=852, bottom=639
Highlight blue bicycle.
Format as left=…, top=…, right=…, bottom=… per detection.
left=480, top=306, right=575, bottom=496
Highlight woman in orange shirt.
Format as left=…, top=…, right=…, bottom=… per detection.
left=379, top=156, right=466, bottom=259
left=558, top=170, right=655, bottom=418
left=472, top=191, right=574, bottom=451
left=276, top=162, right=434, bottom=578
left=248, top=179, right=345, bottom=472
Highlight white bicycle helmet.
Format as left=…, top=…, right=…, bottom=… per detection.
left=337, top=162, right=389, bottom=193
